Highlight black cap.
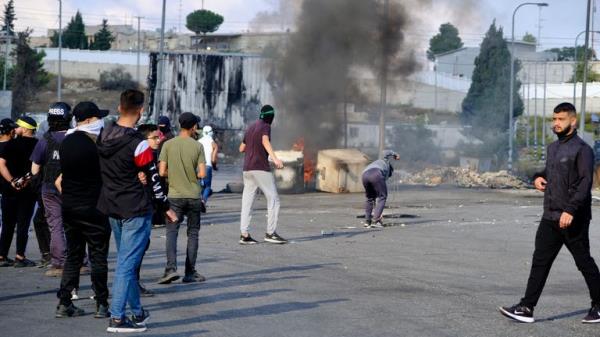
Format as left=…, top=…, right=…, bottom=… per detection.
left=0, top=118, right=16, bottom=134
left=48, top=102, right=72, bottom=120
left=73, top=101, right=109, bottom=122
left=158, top=116, right=171, bottom=126
left=178, top=112, right=200, bottom=130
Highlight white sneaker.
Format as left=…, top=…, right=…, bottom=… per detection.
left=71, top=288, right=79, bottom=300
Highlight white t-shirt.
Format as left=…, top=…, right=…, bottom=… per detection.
left=198, top=136, right=214, bottom=167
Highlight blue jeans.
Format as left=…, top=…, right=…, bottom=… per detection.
left=109, top=214, right=152, bottom=320
left=201, top=166, right=213, bottom=202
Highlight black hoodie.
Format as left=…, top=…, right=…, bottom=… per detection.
left=96, top=121, right=169, bottom=219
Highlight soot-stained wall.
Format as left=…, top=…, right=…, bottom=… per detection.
left=147, top=52, right=273, bottom=130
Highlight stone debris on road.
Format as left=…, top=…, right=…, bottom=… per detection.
left=396, top=167, right=528, bottom=189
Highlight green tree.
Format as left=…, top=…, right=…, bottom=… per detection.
left=1, top=0, right=16, bottom=36
left=90, top=19, right=114, bottom=50
left=50, top=10, right=88, bottom=49
left=545, top=46, right=596, bottom=61
left=571, top=62, right=600, bottom=82
left=11, top=30, right=51, bottom=118
left=427, top=23, right=463, bottom=60
left=522, top=32, right=536, bottom=44
left=186, top=9, right=224, bottom=49
left=460, top=22, right=523, bottom=165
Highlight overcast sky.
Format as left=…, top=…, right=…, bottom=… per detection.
left=7, top=0, right=596, bottom=51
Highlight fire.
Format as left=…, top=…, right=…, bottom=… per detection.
left=292, top=137, right=315, bottom=184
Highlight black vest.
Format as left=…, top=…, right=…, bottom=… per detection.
left=43, top=132, right=62, bottom=185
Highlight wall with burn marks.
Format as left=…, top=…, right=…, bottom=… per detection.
left=147, top=52, right=273, bottom=131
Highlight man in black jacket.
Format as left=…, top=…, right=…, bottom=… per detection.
left=97, top=89, right=177, bottom=333
left=500, top=102, right=600, bottom=324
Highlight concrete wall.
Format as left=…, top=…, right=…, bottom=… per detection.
left=43, top=60, right=148, bottom=82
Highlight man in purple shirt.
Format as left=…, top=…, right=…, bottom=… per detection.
left=238, top=105, right=287, bottom=245
left=31, top=102, right=84, bottom=277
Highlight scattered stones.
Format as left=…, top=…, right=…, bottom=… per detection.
left=397, top=167, right=527, bottom=189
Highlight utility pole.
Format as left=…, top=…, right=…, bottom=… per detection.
left=582, top=0, right=593, bottom=131
left=155, top=0, right=167, bottom=124
left=378, top=0, right=389, bottom=158
left=134, top=16, right=144, bottom=85
left=537, top=6, right=543, bottom=49
left=542, top=61, right=547, bottom=160
left=534, top=62, right=538, bottom=155
left=58, top=0, right=63, bottom=101
left=3, top=23, right=10, bottom=91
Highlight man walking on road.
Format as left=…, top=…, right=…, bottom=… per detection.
left=97, top=89, right=177, bottom=333
left=499, top=102, right=600, bottom=324
left=238, top=105, right=287, bottom=245
left=157, top=112, right=206, bottom=284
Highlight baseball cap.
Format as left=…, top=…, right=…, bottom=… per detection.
left=202, top=125, right=213, bottom=136
left=0, top=118, right=17, bottom=134
left=72, top=101, right=109, bottom=122
left=16, top=116, right=37, bottom=130
left=158, top=115, right=171, bottom=126
left=178, top=112, right=200, bottom=130
left=47, top=102, right=72, bottom=120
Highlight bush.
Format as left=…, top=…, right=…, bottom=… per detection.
left=390, top=120, right=441, bottom=167
left=99, top=67, right=138, bottom=90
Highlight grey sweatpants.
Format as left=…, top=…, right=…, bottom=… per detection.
left=240, top=170, right=280, bottom=235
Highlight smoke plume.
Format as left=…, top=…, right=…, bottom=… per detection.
left=248, top=0, right=301, bottom=32
left=270, top=0, right=419, bottom=151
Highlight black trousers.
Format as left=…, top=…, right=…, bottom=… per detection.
left=0, top=193, right=37, bottom=257
left=32, top=195, right=50, bottom=256
left=57, top=206, right=111, bottom=306
left=520, top=218, right=600, bottom=308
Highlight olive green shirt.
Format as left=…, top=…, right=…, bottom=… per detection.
left=159, top=136, right=205, bottom=199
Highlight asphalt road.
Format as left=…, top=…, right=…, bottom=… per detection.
left=2, top=185, right=600, bottom=337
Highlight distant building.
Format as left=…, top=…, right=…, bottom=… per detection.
left=435, top=41, right=557, bottom=79
left=190, top=32, right=289, bottom=53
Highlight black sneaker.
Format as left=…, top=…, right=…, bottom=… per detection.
left=499, top=304, right=534, bottom=323
left=0, top=257, right=14, bottom=267
left=239, top=234, right=259, bottom=245
left=363, top=220, right=372, bottom=228
left=14, top=257, right=36, bottom=268
left=157, top=270, right=180, bottom=284
left=131, top=309, right=150, bottom=326
left=38, top=254, right=51, bottom=268
left=582, top=305, right=600, bottom=323
left=200, top=200, right=207, bottom=214
left=55, top=303, right=85, bottom=318
left=182, top=271, right=206, bottom=283
left=264, top=232, right=288, bottom=244
left=94, top=303, right=110, bottom=319
left=107, top=317, right=147, bottom=333
left=139, top=283, right=154, bottom=297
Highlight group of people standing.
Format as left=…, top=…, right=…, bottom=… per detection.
left=0, top=88, right=291, bottom=333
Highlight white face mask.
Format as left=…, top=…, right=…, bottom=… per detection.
left=66, top=118, right=105, bottom=136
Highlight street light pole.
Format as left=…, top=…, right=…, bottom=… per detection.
left=573, top=30, right=600, bottom=107
left=134, top=16, right=144, bottom=85
left=58, top=0, right=62, bottom=101
left=508, top=2, right=548, bottom=171
left=581, top=0, right=593, bottom=131
left=155, top=0, right=166, bottom=124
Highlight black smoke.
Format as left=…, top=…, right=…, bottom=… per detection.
left=270, top=0, right=419, bottom=150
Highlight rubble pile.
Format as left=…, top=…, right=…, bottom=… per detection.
left=398, top=167, right=527, bottom=189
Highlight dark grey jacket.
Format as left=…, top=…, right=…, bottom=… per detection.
left=534, top=131, right=594, bottom=221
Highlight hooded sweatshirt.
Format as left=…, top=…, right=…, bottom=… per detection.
left=96, top=121, right=169, bottom=219
left=362, top=150, right=398, bottom=180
